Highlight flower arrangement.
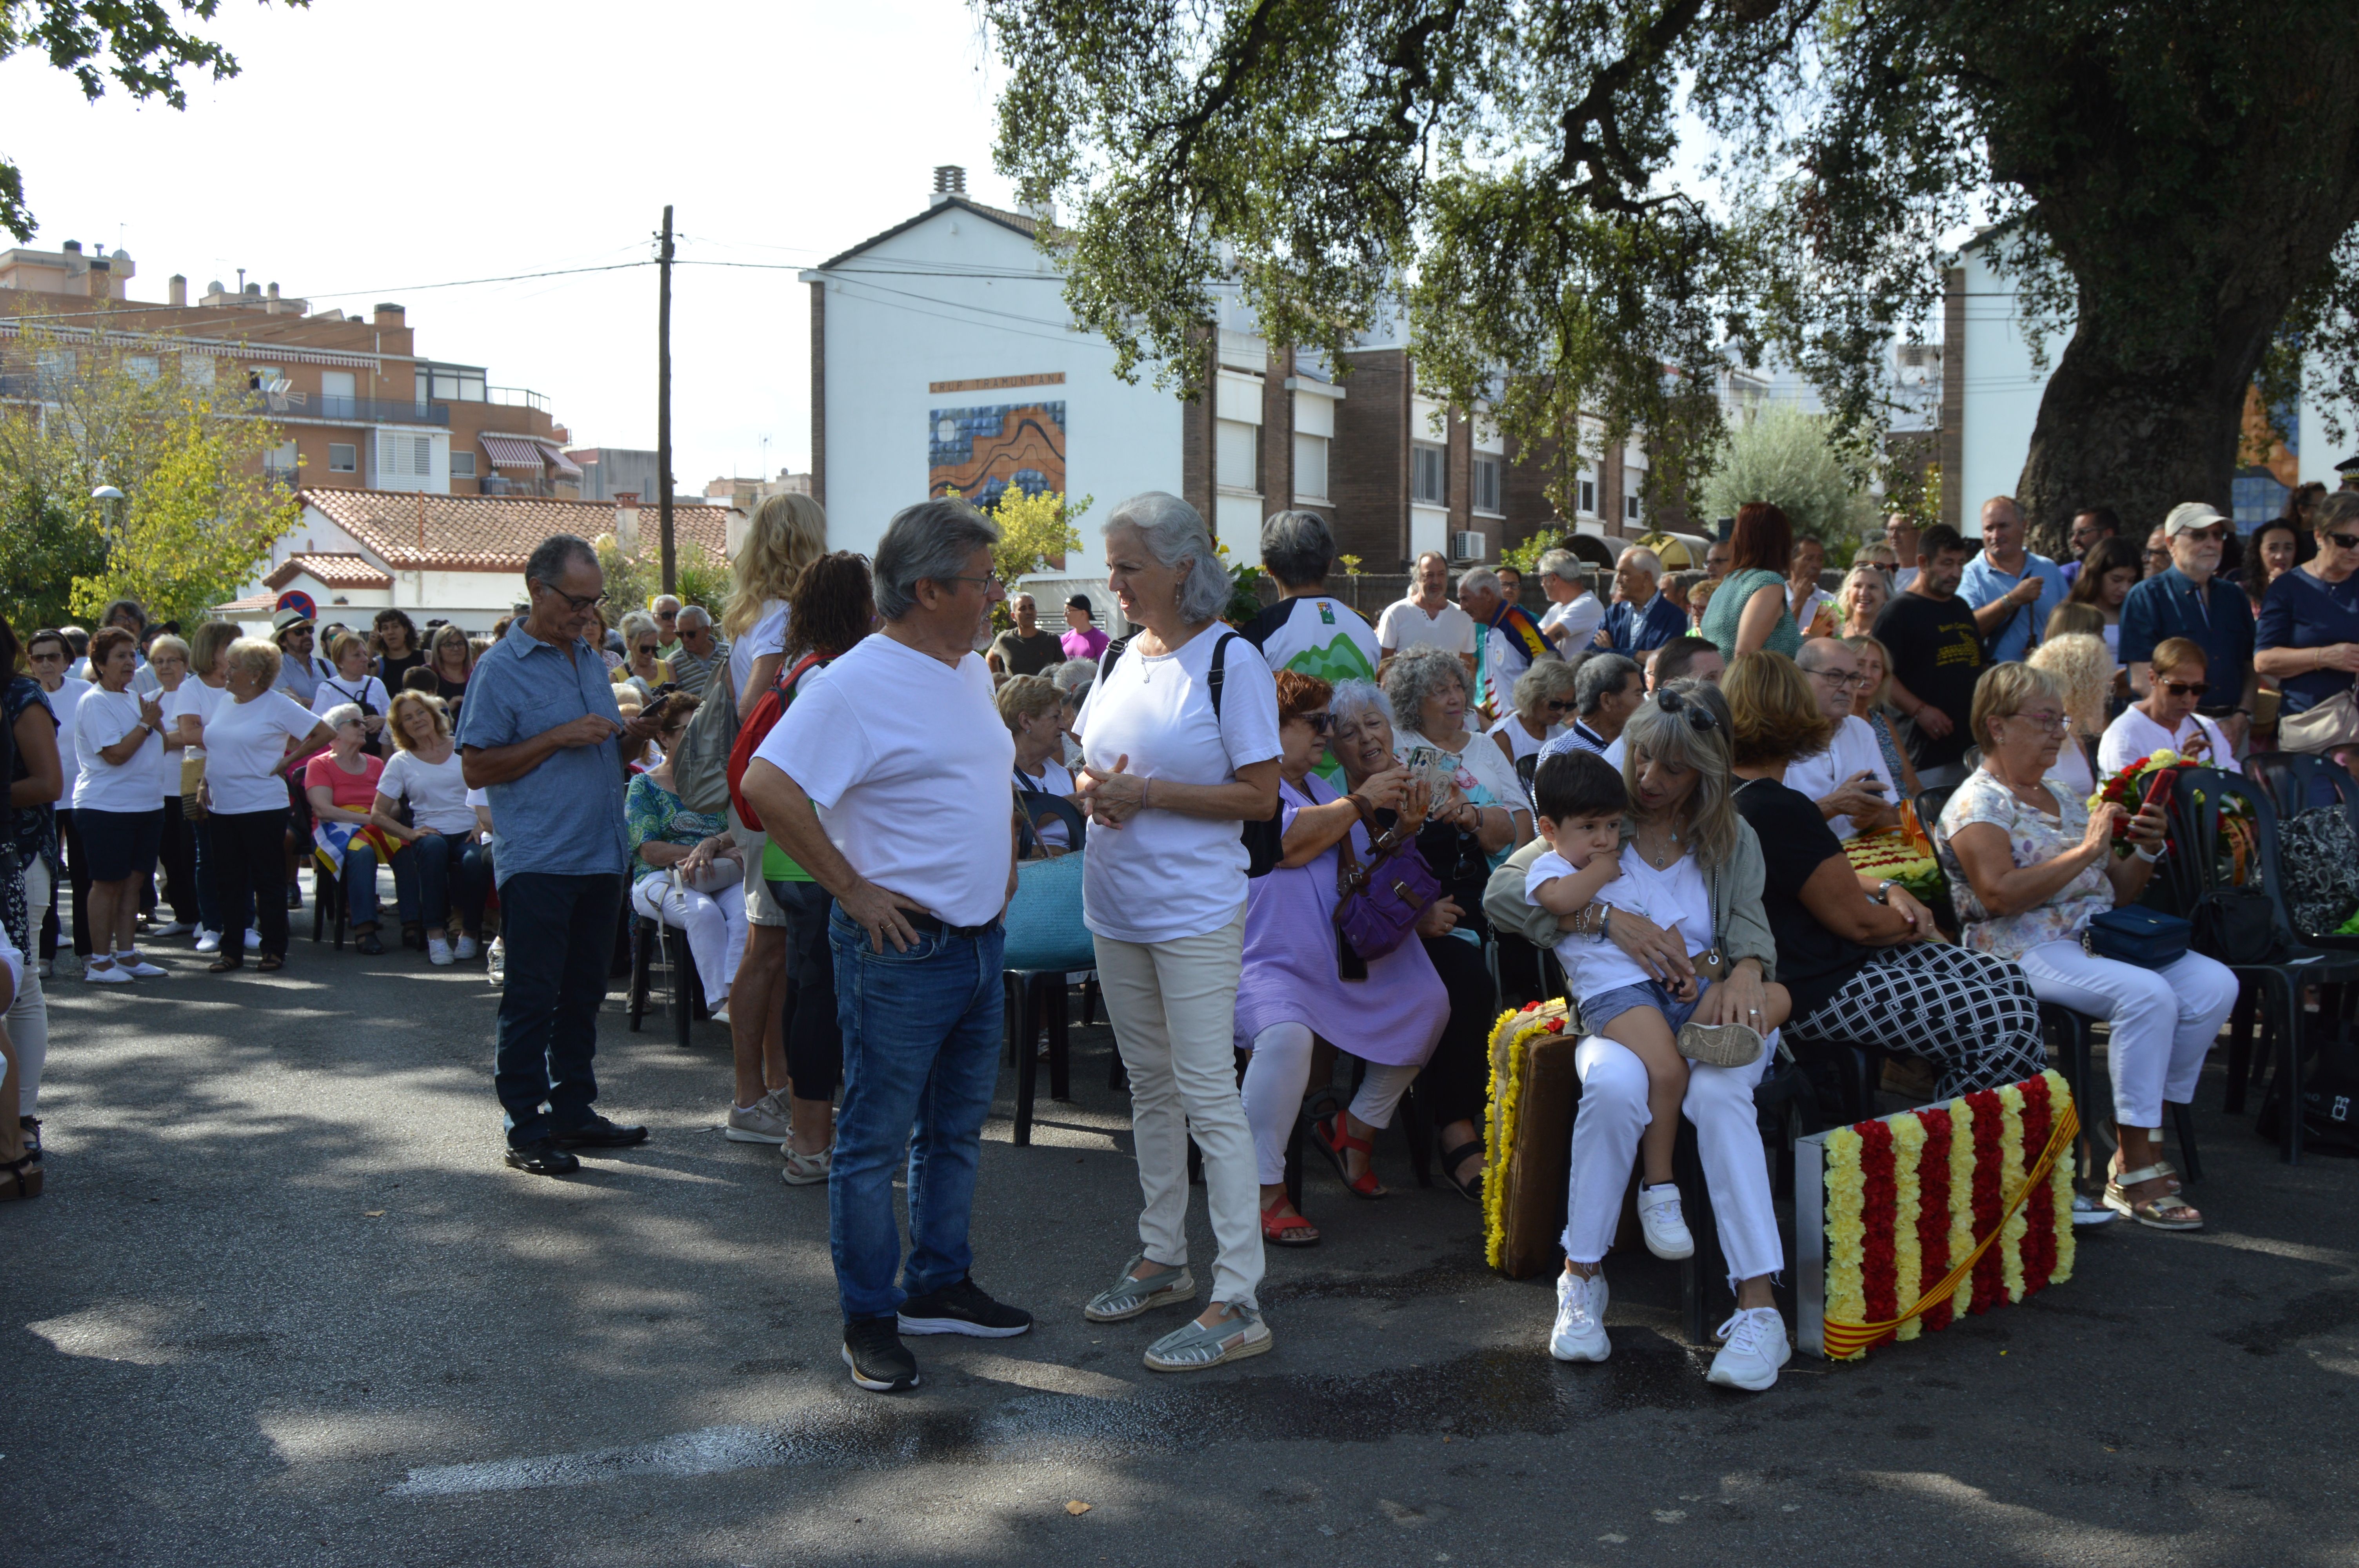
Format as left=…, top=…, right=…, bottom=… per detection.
left=2090, top=747, right=2250, bottom=864
left=1843, top=799, right=1945, bottom=899
left=1484, top=999, right=1569, bottom=1270
left=1814, top=1070, right=2078, bottom=1360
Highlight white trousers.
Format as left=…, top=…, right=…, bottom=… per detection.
left=12, top=861, right=46, bottom=1116
left=1240, top=1022, right=1420, bottom=1187
left=1094, top=907, right=1263, bottom=1308
left=630, top=871, right=749, bottom=1005
left=1560, top=1031, right=1783, bottom=1287
left=2016, top=941, right=2239, bottom=1130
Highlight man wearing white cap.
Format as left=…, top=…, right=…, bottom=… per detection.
left=2117, top=502, right=2257, bottom=755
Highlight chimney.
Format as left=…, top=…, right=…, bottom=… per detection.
left=85, top=259, right=113, bottom=301
left=929, top=165, right=966, bottom=207
left=169, top=274, right=187, bottom=307
left=373, top=302, right=404, bottom=328
left=614, top=492, right=641, bottom=554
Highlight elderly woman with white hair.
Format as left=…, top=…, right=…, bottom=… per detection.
left=200, top=637, right=335, bottom=973
left=1072, top=491, right=1283, bottom=1372
left=302, top=702, right=394, bottom=953
left=1536, top=549, right=1606, bottom=650
left=611, top=610, right=674, bottom=700
left=1490, top=658, right=1583, bottom=768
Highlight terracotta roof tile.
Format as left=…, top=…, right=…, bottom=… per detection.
left=266, top=552, right=394, bottom=591
left=298, top=488, right=732, bottom=573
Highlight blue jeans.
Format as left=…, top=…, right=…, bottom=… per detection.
left=827, top=907, right=1005, bottom=1323
left=341, top=842, right=405, bottom=929
left=494, top=871, right=625, bottom=1147
left=393, top=833, right=474, bottom=931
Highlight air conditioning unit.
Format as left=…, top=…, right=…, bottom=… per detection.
left=1450, top=531, right=1487, bottom=563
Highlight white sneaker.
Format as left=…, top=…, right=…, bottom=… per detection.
left=1549, top=1269, right=1611, bottom=1362
left=193, top=929, right=222, bottom=955
left=244, top=929, right=262, bottom=951
left=1706, top=1308, right=1791, bottom=1392
left=145, top=920, right=191, bottom=938
left=113, top=952, right=168, bottom=979
left=486, top=937, right=505, bottom=988
left=84, top=961, right=133, bottom=984
left=725, top=1092, right=791, bottom=1144
left=1637, top=1182, right=1695, bottom=1260
left=454, top=935, right=480, bottom=961
left=427, top=935, right=453, bottom=966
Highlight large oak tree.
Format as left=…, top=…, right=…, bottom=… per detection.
left=983, top=0, right=2359, bottom=550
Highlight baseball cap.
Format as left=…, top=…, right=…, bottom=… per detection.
left=1066, top=593, right=1093, bottom=613
left=271, top=607, right=314, bottom=635
left=2163, top=502, right=2229, bottom=537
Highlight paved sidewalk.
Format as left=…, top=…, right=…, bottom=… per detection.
left=7, top=935, right=2359, bottom=1566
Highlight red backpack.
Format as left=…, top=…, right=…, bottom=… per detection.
left=727, top=651, right=827, bottom=830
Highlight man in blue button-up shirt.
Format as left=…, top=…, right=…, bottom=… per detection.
left=458, top=534, right=660, bottom=1175
left=2118, top=502, right=2257, bottom=754
left=1958, top=497, right=2068, bottom=664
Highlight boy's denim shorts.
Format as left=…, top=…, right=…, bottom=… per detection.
left=1582, top=976, right=1713, bottom=1035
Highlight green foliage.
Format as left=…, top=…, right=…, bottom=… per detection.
left=0, top=0, right=310, bottom=241
left=1499, top=534, right=1559, bottom=579
left=972, top=486, right=1089, bottom=632
left=0, top=319, right=291, bottom=628
left=983, top=0, right=2359, bottom=543
left=673, top=539, right=731, bottom=616
left=1696, top=407, right=1876, bottom=548
left=594, top=535, right=651, bottom=626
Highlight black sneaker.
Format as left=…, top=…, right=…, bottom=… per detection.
left=551, top=1115, right=649, bottom=1149
left=897, top=1275, right=1033, bottom=1339
left=842, top=1316, right=920, bottom=1392
left=504, top=1137, right=582, bottom=1176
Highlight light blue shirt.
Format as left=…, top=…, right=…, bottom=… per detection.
left=454, top=619, right=629, bottom=885
left=1958, top=550, right=2067, bottom=664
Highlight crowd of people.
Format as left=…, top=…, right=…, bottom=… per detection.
left=3, top=472, right=2343, bottom=1407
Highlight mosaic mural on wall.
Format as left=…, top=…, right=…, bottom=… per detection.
left=929, top=401, right=1067, bottom=510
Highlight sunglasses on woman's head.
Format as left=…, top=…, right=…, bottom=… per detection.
left=2160, top=679, right=2209, bottom=697
left=1654, top=687, right=1720, bottom=733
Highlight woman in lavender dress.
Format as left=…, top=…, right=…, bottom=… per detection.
left=1235, top=672, right=1455, bottom=1246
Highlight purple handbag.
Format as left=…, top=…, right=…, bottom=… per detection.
left=1333, top=795, right=1443, bottom=979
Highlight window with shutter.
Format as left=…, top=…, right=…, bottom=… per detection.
left=413, top=436, right=433, bottom=475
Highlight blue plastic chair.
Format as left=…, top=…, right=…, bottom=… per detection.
left=1007, top=792, right=1093, bottom=1145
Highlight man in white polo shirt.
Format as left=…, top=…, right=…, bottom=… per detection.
left=741, top=498, right=1031, bottom=1397
left=1376, top=551, right=1477, bottom=680
left=1785, top=637, right=1901, bottom=840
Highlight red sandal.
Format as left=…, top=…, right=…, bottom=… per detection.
left=1261, top=1192, right=1320, bottom=1246
left=1310, top=1111, right=1387, bottom=1199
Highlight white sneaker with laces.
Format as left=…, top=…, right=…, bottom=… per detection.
left=193, top=929, right=222, bottom=955
left=427, top=935, right=453, bottom=966
left=454, top=935, right=480, bottom=961
left=113, top=952, right=168, bottom=979
left=1637, top=1182, right=1694, bottom=1260
left=1706, top=1307, right=1791, bottom=1392
left=1550, top=1269, right=1610, bottom=1362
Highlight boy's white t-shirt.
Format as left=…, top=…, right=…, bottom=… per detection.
left=1780, top=713, right=1897, bottom=841
left=72, top=686, right=162, bottom=812
left=1525, top=846, right=1716, bottom=1007
left=380, top=747, right=476, bottom=835
left=200, top=691, right=320, bottom=815
left=755, top=632, right=1014, bottom=928
left=1074, top=629, right=1283, bottom=944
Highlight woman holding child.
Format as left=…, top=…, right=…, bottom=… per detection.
left=1484, top=679, right=1793, bottom=1392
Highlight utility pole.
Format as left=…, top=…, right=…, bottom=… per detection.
left=656, top=204, right=676, bottom=594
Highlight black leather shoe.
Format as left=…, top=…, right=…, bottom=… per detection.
left=551, top=1115, right=649, bottom=1149
left=504, top=1138, right=581, bottom=1176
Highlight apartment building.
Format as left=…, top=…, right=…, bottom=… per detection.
left=805, top=166, right=1646, bottom=580
left=0, top=239, right=578, bottom=499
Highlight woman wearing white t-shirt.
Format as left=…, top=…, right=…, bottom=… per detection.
left=170, top=621, right=238, bottom=953
left=2097, top=636, right=2230, bottom=778
left=1073, top=493, right=1283, bottom=1373
left=370, top=691, right=482, bottom=966
left=143, top=633, right=200, bottom=938
left=70, top=627, right=169, bottom=982
left=311, top=632, right=392, bottom=754
left=199, top=639, right=333, bottom=973
left=1488, top=659, right=1580, bottom=770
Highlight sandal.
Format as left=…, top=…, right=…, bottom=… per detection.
left=2103, top=1165, right=2203, bottom=1230
left=206, top=953, right=244, bottom=973
left=1309, top=1110, right=1385, bottom=1199
left=0, top=1152, right=42, bottom=1201
left=780, top=1145, right=833, bottom=1186
left=256, top=954, right=284, bottom=973
left=1260, top=1192, right=1319, bottom=1246
left=2110, top=1151, right=2182, bottom=1196
left=1438, top=1138, right=1486, bottom=1204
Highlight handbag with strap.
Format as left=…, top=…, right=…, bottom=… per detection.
left=2080, top=905, right=2192, bottom=967
left=2274, top=572, right=2359, bottom=754
left=1332, top=793, right=1442, bottom=978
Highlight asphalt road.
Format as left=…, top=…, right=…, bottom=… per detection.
left=8, top=926, right=2359, bottom=1567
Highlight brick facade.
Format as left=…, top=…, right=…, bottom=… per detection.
left=1331, top=348, right=1411, bottom=569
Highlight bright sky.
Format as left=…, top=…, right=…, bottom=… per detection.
left=0, top=0, right=1027, bottom=491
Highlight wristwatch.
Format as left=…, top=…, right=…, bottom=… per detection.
left=1872, top=879, right=1897, bottom=904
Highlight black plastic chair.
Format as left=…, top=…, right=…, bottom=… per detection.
left=627, top=907, right=706, bottom=1050
left=2243, top=750, right=2359, bottom=828
left=1008, top=793, right=1092, bottom=1147
left=307, top=846, right=348, bottom=951
left=1515, top=750, right=1539, bottom=813
left=2166, top=766, right=2359, bottom=1163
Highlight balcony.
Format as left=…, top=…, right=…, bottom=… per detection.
left=267, top=392, right=450, bottom=426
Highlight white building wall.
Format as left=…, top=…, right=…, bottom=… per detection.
left=810, top=206, right=1187, bottom=583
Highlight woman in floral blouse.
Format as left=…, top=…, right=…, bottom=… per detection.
left=1934, top=662, right=2236, bottom=1232
left=625, top=693, right=747, bottom=1021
